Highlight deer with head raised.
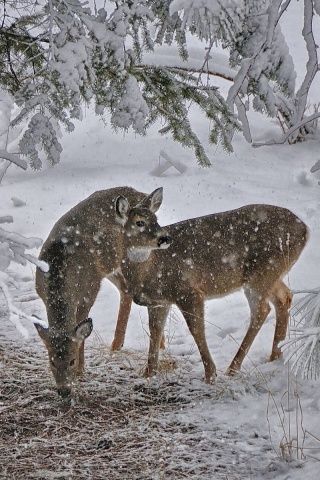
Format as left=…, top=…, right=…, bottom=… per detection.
left=35, top=186, right=150, bottom=398
left=114, top=188, right=308, bottom=382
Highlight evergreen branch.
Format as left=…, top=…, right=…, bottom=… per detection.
left=0, top=29, right=50, bottom=44
left=4, top=32, right=21, bottom=89
left=0, top=0, right=318, bottom=168
left=137, top=63, right=236, bottom=83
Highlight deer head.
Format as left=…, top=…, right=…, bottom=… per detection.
left=115, top=187, right=172, bottom=262
left=35, top=318, right=93, bottom=398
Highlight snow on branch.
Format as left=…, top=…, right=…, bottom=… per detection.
left=0, top=220, right=47, bottom=338
left=281, top=288, right=320, bottom=379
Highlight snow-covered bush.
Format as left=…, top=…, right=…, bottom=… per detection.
left=0, top=216, right=47, bottom=337
left=282, top=289, right=320, bottom=379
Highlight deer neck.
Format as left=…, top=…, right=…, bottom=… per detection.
left=127, top=247, right=152, bottom=263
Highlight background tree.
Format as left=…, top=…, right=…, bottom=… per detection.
left=0, top=0, right=319, bottom=170
left=0, top=0, right=240, bottom=169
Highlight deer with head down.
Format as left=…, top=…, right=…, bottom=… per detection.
left=35, top=186, right=151, bottom=398
left=114, top=188, right=308, bottom=382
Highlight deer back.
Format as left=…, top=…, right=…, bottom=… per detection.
left=121, top=204, right=308, bottom=305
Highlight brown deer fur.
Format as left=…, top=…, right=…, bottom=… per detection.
left=35, top=187, right=146, bottom=397
left=114, top=188, right=308, bottom=382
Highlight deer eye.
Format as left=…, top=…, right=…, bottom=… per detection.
left=136, top=221, right=145, bottom=228
left=69, top=359, right=76, bottom=366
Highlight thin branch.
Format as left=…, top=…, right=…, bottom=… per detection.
left=0, top=150, right=27, bottom=169
left=252, top=112, right=320, bottom=147
left=279, top=0, right=293, bottom=17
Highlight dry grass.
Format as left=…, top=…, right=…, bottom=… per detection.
left=0, top=341, right=220, bottom=480
left=1, top=334, right=296, bottom=480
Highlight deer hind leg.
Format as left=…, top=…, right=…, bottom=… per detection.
left=226, top=286, right=271, bottom=376
left=177, top=293, right=216, bottom=383
left=144, top=305, right=169, bottom=378
left=269, top=280, right=292, bottom=362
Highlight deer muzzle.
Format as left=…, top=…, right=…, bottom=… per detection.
left=157, top=235, right=172, bottom=248
left=57, top=385, right=72, bottom=398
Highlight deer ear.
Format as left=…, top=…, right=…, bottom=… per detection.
left=138, top=188, right=163, bottom=213
left=34, top=322, right=50, bottom=344
left=74, top=318, right=93, bottom=342
left=115, top=195, right=130, bottom=225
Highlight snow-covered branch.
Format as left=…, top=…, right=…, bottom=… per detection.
left=289, top=0, right=320, bottom=141
left=225, top=0, right=296, bottom=140
left=227, top=0, right=287, bottom=104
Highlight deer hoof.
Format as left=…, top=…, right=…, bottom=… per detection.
left=225, top=366, right=237, bottom=377
left=142, top=366, right=158, bottom=379
left=110, top=341, right=123, bottom=352
left=205, top=373, right=217, bottom=384
left=269, top=348, right=283, bottom=362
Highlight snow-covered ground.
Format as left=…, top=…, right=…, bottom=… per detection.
left=2, top=110, right=320, bottom=478
left=1, top=2, right=320, bottom=478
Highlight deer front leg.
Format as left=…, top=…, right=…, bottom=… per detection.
left=144, top=305, right=169, bottom=378
left=177, top=293, right=216, bottom=383
left=75, top=275, right=100, bottom=375
left=111, top=290, right=165, bottom=351
left=110, top=292, right=133, bottom=351
left=78, top=341, right=85, bottom=375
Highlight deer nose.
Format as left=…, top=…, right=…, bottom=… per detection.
left=57, top=386, right=72, bottom=398
left=158, top=235, right=172, bottom=248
